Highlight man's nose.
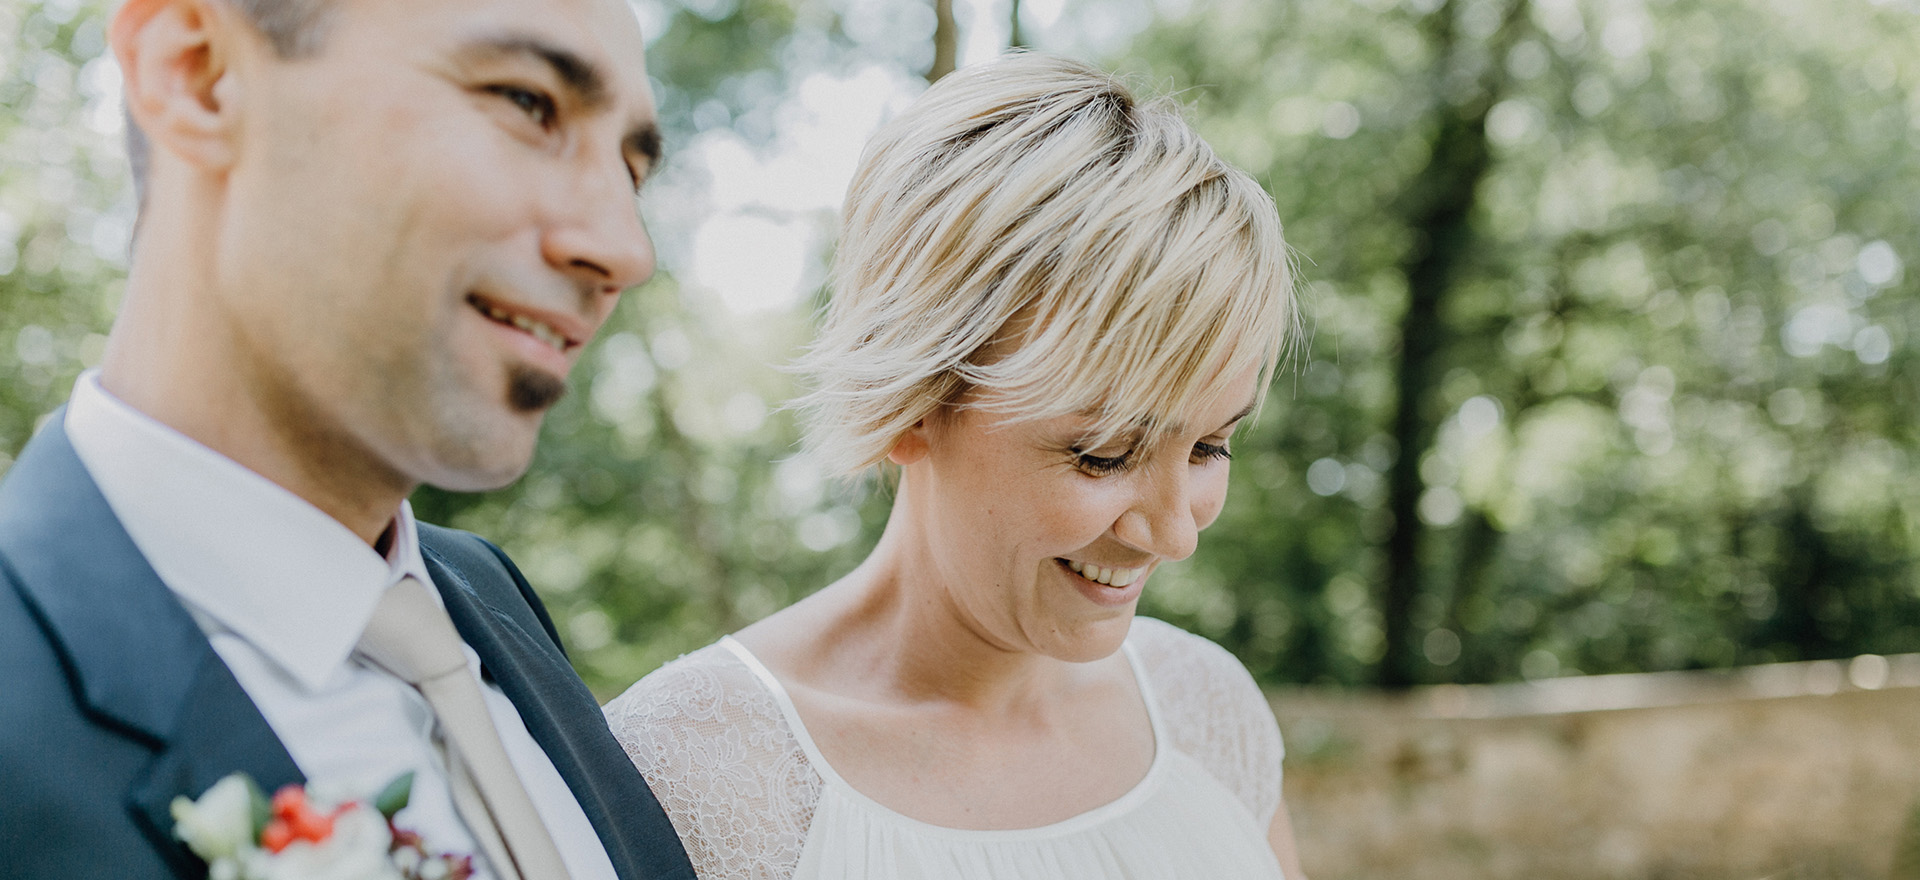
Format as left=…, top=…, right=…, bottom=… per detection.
left=544, top=167, right=655, bottom=293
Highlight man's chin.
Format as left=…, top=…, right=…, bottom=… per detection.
left=407, top=372, right=560, bottom=492
left=418, top=425, right=542, bottom=493
left=425, top=455, right=537, bottom=493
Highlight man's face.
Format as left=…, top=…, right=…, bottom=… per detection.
left=213, top=0, right=659, bottom=491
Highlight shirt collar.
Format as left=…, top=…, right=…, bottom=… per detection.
left=64, top=370, right=434, bottom=691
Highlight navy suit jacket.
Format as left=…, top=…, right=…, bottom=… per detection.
left=0, top=416, right=694, bottom=880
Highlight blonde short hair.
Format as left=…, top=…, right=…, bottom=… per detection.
left=795, top=53, right=1295, bottom=476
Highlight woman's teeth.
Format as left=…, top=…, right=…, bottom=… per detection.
left=478, top=301, right=567, bottom=352
left=1064, top=559, right=1143, bottom=588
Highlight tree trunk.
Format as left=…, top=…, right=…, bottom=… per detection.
left=928, top=0, right=958, bottom=83
left=1764, top=490, right=1846, bottom=660
left=1377, top=0, right=1530, bottom=688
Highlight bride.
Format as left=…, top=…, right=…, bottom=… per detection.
left=606, top=52, right=1305, bottom=879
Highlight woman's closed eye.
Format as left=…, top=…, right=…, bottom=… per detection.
left=1073, top=446, right=1135, bottom=476
left=1073, top=439, right=1231, bottom=475
left=1191, top=440, right=1232, bottom=464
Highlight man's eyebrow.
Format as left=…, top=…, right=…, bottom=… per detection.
left=463, top=33, right=662, bottom=176
left=466, top=33, right=608, bottom=109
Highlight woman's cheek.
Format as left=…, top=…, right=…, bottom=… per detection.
left=1192, top=465, right=1233, bottom=531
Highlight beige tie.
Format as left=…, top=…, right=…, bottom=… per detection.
left=356, top=577, right=572, bottom=880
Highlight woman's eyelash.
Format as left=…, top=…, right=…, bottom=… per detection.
left=1192, top=441, right=1232, bottom=462
left=1074, top=441, right=1230, bottom=474
left=1073, top=449, right=1134, bottom=475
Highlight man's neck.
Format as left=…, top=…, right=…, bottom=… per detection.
left=97, top=314, right=411, bottom=548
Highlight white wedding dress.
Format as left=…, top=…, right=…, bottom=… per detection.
left=604, top=617, right=1288, bottom=880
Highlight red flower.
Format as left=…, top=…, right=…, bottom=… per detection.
left=261, top=785, right=352, bottom=853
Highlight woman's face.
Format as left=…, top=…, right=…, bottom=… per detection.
left=895, top=364, right=1260, bottom=663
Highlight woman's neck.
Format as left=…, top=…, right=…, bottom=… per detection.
left=745, top=519, right=1085, bottom=717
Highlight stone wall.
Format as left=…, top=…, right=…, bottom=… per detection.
left=1278, top=656, right=1920, bottom=880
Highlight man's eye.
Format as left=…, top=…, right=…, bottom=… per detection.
left=489, top=85, right=556, bottom=128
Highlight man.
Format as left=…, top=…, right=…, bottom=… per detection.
left=0, top=0, right=693, bottom=876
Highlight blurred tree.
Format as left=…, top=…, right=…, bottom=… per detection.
left=929, top=0, right=959, bottom=81
left=0, top=0, right=125, bottom=478
left=1375, top=0, right=1531, bottom=688
left=1123, top=0, right=1920, bottom=685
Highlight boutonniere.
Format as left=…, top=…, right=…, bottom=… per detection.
left=171, top=772, right=473, bottom=880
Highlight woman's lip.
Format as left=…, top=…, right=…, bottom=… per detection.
left=1057, top=558, right=1146, bottom=608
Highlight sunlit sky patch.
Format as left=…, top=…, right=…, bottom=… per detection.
left=676, top=64, right=915, bottom=316
left=666, top=0, right=1147, bottom=319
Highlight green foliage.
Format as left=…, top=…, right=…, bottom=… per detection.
left=1123, top=0, right=1920, bottom=684
left=0, top=0, right=124, bottom=469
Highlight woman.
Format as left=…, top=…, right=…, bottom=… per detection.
left=606, top=52, right=1305, bottom=879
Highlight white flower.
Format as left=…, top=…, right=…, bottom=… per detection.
left=171, top=775, right=258, bottom=863
left=173, top=772, right=463, bottom=880
left=259, top=806, right=402, bottom=880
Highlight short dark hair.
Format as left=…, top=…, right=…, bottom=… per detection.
left=126, top=0, right=333, bottom=209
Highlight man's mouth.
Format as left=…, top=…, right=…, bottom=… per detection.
left=1059, top=558, right=1144, bottom=588
left=468, top=294, right=572, bottom=354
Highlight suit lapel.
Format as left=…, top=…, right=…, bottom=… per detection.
left=125, top=651, right=307, bottom=875
left=420, top=534, right=695, bottom=880
left=0, top=417, right=302, bottom=874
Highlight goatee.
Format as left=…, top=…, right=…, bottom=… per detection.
left=507, top=365, right=567, bottom=413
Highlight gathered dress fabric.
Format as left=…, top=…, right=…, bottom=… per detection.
left=604, top=617, right=1287, bottom=880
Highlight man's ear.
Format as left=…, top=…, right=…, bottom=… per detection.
left=111, top=0, right=246, bottom=173
left=886, top=420, right=932, bottom=467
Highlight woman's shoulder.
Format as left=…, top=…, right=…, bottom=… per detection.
left=603, top=640, right=822, bottom=880
left=603, top=642, right=807, bottom=796
left=1126, top=617, right=1274, bottom=720
left=1127, top=616, right=1249, bottom=678
left=605, top=641, right=775, bottom=733
left=1126, top=617, right=1285, bottom=826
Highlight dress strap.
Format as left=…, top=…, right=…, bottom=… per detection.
left=717, top=636, right=854, bottom=791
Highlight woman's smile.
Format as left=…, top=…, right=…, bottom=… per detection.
left=1059, top=558, right=1145, bottom=587
left=1056, top=557, right=1148, bottom=608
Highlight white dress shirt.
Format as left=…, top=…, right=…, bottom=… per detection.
left=64, top=371, right=618, bottom=880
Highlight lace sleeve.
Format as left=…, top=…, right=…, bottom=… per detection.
left=1129, top=617, right=1285, bottom=827
left=602, top=643, right=821, bottom=880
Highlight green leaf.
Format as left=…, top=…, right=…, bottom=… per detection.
left=245, top=775, right=269, bottom=839
left=375, top=771, right=415, bottom=819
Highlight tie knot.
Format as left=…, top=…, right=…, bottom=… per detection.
left=357, top=577, right=471, bottom=685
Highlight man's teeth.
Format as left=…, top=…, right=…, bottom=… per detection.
left=480, top=302, right=567, bottom=352
left=1064, top=559, right=1143, bottom=588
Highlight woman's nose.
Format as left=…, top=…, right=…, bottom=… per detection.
left=1113, top=460, right=1202, bottom=562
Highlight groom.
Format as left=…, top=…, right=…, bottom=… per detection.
left=0, top=0, right=692, bottom=877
